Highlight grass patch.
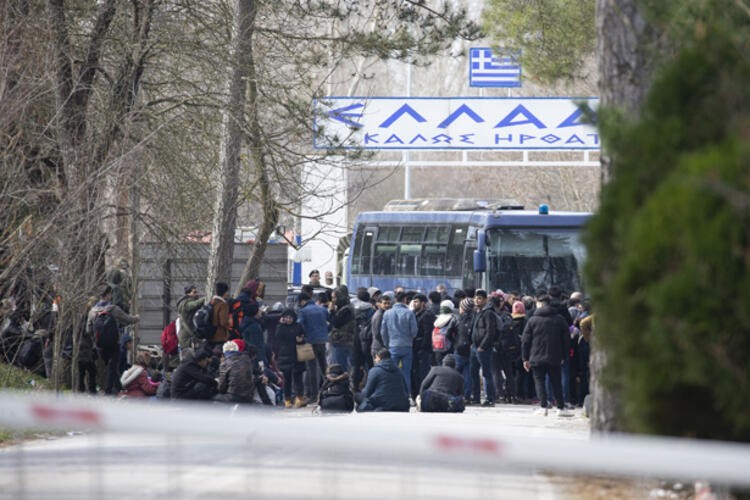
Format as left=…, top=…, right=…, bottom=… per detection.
left=0, top=362, right=51, bottom=391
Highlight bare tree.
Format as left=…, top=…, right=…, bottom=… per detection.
left=202, top=0, right=480, bottom=296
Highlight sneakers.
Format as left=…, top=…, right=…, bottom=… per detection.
left=480, top=400, right=495, bottom=407
left=556, top=408, right=574, bottom=418
left=534, top=407, right=549, bottom=416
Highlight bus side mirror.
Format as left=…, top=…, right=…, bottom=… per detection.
left=473, top=249, right=486, bottom=273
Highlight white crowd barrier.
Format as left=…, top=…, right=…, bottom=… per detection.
left=1, top=390, right=749, bottom=488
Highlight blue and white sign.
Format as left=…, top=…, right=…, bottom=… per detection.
left=469, top=48, right=522, bottom=88
left=314, top=97, right=598, bottom=151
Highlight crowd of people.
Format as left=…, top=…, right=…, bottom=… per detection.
left=153, top=270, right=594, bottom=416
left=0, top=262, right=594, bottom=417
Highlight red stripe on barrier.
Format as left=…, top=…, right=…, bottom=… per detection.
left=31, top=405, right=102, bottom=426
left=434, top=435, right=503, bottom=455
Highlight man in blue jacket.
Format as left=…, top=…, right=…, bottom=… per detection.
left=380, top=291, right=418, bottom=396
left=297, top=292, right=329, bottom=401
left=355, top=349, right=410, bottom=412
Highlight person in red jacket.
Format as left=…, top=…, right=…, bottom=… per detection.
left=120, top=353, right=160, bottom=398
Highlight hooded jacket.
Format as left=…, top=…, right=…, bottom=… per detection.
left=419, top=365, right=464, bottom=397
left=521, top=305, right=570, bottom=367
left=329, top=289, right=355, bottom=346
left=276, top=318, right=306, bottom=371
left=359, top=358, right=410, bottom=412
left=120, top=365, right=159, bottom=398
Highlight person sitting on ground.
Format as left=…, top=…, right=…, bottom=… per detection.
left=318, top=363, right=354, bottom=413
left=171, top=345, right=218, bottom=400
left=418, top=354, right=465, bottom=413
left=214, top=340, right=255, bottom=403
left=120, top=353, right=160, bottom=399
left=355, top=349, right=410, bottom=412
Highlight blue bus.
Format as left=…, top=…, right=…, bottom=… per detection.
left=346, top=200, right=590, bottom=295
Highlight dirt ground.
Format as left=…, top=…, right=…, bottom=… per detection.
left=553, top=474, right=697, bottom=499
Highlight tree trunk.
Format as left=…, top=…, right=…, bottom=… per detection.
left=592, top=0, right=663, bottom=431
left=206, top=0, right=257, bottom=296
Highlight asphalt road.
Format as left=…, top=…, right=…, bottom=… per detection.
left=0, top=402, right=591, bottom=500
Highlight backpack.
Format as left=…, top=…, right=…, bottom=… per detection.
left=355, top=307, right=374, bottom=348
left=161, top=320, right=178, bottom=356
left=228, top=299, right=244, bottom=340
left=431, top=324, right=452, bottom=352
left=93, top=310, right=120, bottom=352
left=192, top=302, right=216, bottom=340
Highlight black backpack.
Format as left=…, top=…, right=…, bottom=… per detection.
left=355, top=307, right=374, bottom=348
left=93, top=310, right=119, bottom=352
left=192, top=302, right=216, bottom=340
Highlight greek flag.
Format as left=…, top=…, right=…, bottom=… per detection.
left=469, top=48, right=522, bottom=88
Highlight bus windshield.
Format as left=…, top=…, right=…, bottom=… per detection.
left=486, top=227, right=585, bottom=295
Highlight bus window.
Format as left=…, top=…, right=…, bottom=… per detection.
left=398, top=244, right=421, bottom=275
left=487, top=229, right=584, bottom=294
left=377, top=226, right=400, bottom=241
left=446, top=226, right=466, bottom=276
left=424, top=226, right=450, bottom=243
left=421, top=245, right=446, bottom=276
left=373, top=244, right=397, bottom=275
left=401, top=226, right=424, bottom=242
left=462, top=244, right=476, bottom=289
left=351, top=227, right=375, bottom=275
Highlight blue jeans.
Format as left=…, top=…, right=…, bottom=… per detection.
left=454, top=353, right=472, bottom=399
left=390, top=345, right=413, bottom=396
left=329, top=344, right=351, bottom=373
left=470, top=346, right=496, bottom=403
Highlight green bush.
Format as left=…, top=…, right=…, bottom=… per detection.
left=586, top=32, right=750, bottom=440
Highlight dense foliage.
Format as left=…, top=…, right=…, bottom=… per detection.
left=585, top=10, right=750, bottom=439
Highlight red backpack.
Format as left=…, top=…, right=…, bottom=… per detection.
left=161, top=320, right=178, bottom=355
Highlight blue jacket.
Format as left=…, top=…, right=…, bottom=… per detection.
left=381, top=303, right=417, bottom=349
left=297, top=301, right=329, bottom=344
left=358, top=358, right=410, bottom=412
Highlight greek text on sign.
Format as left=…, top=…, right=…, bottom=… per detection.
left=314, top=97, right=598, bottom=151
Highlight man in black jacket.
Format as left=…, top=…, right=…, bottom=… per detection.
left=521, top=294, right=570, bottom=416
left=469, top=290, right=498, bottom=406
left=411, top=294, right=436, bottom=401
left=171, top=346, right=218, bottom=400
left=418, top=354, right=465, bottom=412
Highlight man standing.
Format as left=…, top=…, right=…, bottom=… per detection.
left=369, top=293, right=391, bottom=358
left=176, top=285, right=203, bottom=351
left=297, top=291, right=329, bottom=401
left=410, top=293, right=435, bottom=401
left=308, top=269, right=321, bottom=288
left=469, top=289, right=497, bottom=406
left=522, top=293, right=571, bottom=416
left=87, top=285, right=139, bottom=395
left=210, top=282, right=231, bottom=346
left=380, top=291, right=418, bottom=397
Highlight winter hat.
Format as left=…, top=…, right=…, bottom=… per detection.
left=459, top=297, right=474, bottom=312
left=232, top=339, right=246, bottom=352
left=512, top=301, right=526, bottom=318
left=280, top=308, right=297, bottom=321
left=243, top=279, right=259, bottom=297
left=439, top=299, right=455, bottom=314
left=367, top=287, right=381, bottom=298
left=326, top=363, right=345, bottom=377
left=442, top=354, right=457, bottom=368
left=223, top=341, right=239, bottom=353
